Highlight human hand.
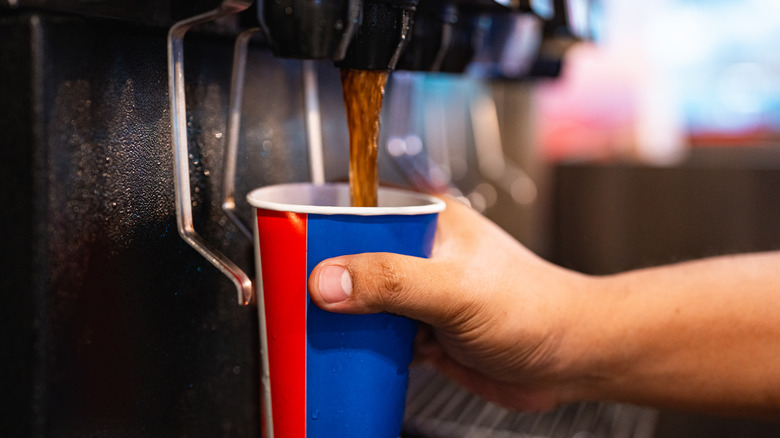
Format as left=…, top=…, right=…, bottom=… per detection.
left=308, top=197, right=594, bottom=411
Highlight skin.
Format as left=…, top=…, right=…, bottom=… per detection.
left=308, top=197, right=780, bottom=419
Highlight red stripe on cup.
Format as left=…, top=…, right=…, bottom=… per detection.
left=257, top=209, right=308, bottom=438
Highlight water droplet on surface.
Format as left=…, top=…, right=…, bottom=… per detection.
left=311, top=409, right=319, bottom=420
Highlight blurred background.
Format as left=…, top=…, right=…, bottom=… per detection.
left=428, top=0, right=780, bottom=257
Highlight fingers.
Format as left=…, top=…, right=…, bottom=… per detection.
left=309, top=252, right=464, bottom=327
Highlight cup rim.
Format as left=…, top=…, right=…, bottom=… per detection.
left=246, top=182, right=445, bottom=216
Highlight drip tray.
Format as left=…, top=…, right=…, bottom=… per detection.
left=404, top=365, right=658, bottom=438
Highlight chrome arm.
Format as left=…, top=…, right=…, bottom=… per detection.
left=222, top=27, right=261, bottom=240
left=222, top=38, right=326, bottom=243
left=168, top=0, right=254, bottom=305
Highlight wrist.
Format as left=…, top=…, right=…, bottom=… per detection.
left=550, top=273, right=626, bottom=405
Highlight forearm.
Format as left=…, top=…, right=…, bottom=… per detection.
left=568, top=251, right=780, bottom=417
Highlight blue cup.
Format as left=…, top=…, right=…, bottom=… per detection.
left=247, top=183, right=444, bottom=438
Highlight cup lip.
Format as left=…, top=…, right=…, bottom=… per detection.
left=246, top=182, right=445, bottom=216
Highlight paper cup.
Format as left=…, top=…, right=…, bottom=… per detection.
left=248, top=183, right=445, bottom=438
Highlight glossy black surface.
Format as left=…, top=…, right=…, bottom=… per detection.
left=336, top=0, right=419, bottom=70
left=0, top=11, right=317, bottom=436
left=259, top=0, right=354, bottom=60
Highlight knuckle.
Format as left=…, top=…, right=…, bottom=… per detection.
left=374, top=255, right=407, bottom=307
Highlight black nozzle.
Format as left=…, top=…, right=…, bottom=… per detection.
left=395, top=0, right=447, bottom=71
left=335, top=0, right=419, bottom=70
left=258, top=0, right=360, bottom=59
left=396, top=0, right=484, bottom=73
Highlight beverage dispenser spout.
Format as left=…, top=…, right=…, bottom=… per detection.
left=258, top=0, right=419, bottom=70
left=255, top=0, right=573, bottom=73
left=257, top=0, right=362, bottom=60
left=335, top=0, right=419, bottom=70
left=396, top=0, right=486, bottom=73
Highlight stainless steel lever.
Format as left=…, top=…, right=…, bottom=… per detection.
left=167, top=0, right=255, bottom=305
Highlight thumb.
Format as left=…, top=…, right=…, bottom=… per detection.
left=309, top=253, right=462, bottom=327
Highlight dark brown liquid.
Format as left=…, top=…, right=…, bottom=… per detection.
left=340, top=69, right=389, bottom=207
